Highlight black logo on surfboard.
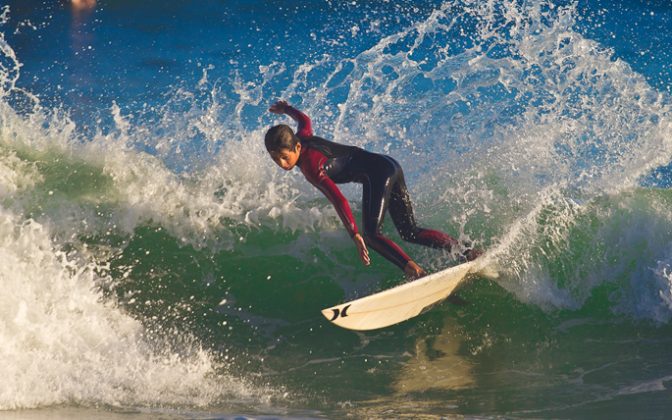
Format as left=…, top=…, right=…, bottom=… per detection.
left=329, top=304, right=351, bottom=321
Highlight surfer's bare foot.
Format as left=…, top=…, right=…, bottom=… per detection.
left=463, top=248, right=483, bottom=261
left=404, top=261, right=426, bottom=280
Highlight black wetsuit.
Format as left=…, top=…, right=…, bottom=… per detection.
left=288, top=107, right=458, bottom=269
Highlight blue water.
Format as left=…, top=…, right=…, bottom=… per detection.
left=2, top=0, right=672, bottom=418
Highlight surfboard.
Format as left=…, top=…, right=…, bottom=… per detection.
left=321, top=260, right=492, bottom=331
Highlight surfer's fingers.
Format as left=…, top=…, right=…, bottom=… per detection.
left=358, top=245, right=370, bottom=265
left=361, top=248, right=370, bottom=265
left=354, top=235, right=370, bottom=265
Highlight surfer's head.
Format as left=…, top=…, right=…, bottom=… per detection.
left=265, top=124, right=302, bottom=170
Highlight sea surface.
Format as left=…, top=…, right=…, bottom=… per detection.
left=2, top=0, right=672, bottom=418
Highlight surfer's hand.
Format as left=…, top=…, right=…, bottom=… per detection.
left=269, top=100, right=289, bottom=115
left=353, top=233, right=370, bottom=266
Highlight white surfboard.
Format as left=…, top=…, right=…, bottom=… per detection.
left=322, top=261, right=494, bottom=331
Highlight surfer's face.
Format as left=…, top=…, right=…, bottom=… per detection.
left=269, top=144, right=301, bottom=171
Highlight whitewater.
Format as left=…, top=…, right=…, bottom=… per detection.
left=2, top=0, right=672, bottom=418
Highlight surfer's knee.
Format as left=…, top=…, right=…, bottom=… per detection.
left=362, top=226, right=392, bottom=251
left=361, top=228, right=377, bottom=244
left=398, top=227, right=420, bottom=243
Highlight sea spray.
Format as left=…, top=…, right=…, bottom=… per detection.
left=0, top=7, right=289, bottom=411
left=0, top=207, right=273, bottom=409
left=2, top=1, right=672, bottom=416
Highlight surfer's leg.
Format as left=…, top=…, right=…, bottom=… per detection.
left=388, top=168, right=459, bottom=251
left=388, top=172, right=483, bottom=261
left=360, top=161, right=413, bottom=270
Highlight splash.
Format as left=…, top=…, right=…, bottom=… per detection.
left=0, top=206, right=275, bottom=409
left=2, top=8, right=672, bottom=410
left=252, top=0, right=672, bottom=316
left=0, top=8, right=287, bottom=410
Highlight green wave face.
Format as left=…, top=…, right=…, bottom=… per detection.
left=4, top=131, right=672, bottom=416
left=3, top=103, right=672, bottom=417
left=3, top=0, right=672, bottom=416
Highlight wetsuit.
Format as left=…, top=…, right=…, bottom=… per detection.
left=286, top=106, right=458, bottom=269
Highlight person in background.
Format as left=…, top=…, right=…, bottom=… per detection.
left=71, top=0, right=96, bottom=11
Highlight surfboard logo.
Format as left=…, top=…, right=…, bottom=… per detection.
left=329, top=304, right=351, bottom=321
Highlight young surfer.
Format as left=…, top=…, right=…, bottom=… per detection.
left=265, top=100, right=481, bottom=279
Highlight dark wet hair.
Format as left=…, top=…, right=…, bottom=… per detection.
left=264, top=124, right=300, bottom=153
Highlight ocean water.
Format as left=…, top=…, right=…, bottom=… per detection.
left=1, top=0, right=672, bottom=418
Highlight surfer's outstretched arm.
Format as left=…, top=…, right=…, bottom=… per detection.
left=269, top=100, right=313, bottom=139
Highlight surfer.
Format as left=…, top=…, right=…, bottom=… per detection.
left=265, top=100, right=481, bottom=279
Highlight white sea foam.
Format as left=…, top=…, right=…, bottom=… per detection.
left=0, top=207, right=271, bottom=410
left=3, top=0, right=667, bottom=319
left=2, top=5, right=672, bottom=390
left=0, top=10, right=287, bottom=410
left=287, top=0, right=672, bottom=317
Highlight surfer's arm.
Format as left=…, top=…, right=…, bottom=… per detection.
left=313, top=177, right=370, bottom=266
left=269, top=100, right=313, bottom=139
left=299, top=151, right=370, bottom=265
left=313, top=176, right=358, bottom=238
